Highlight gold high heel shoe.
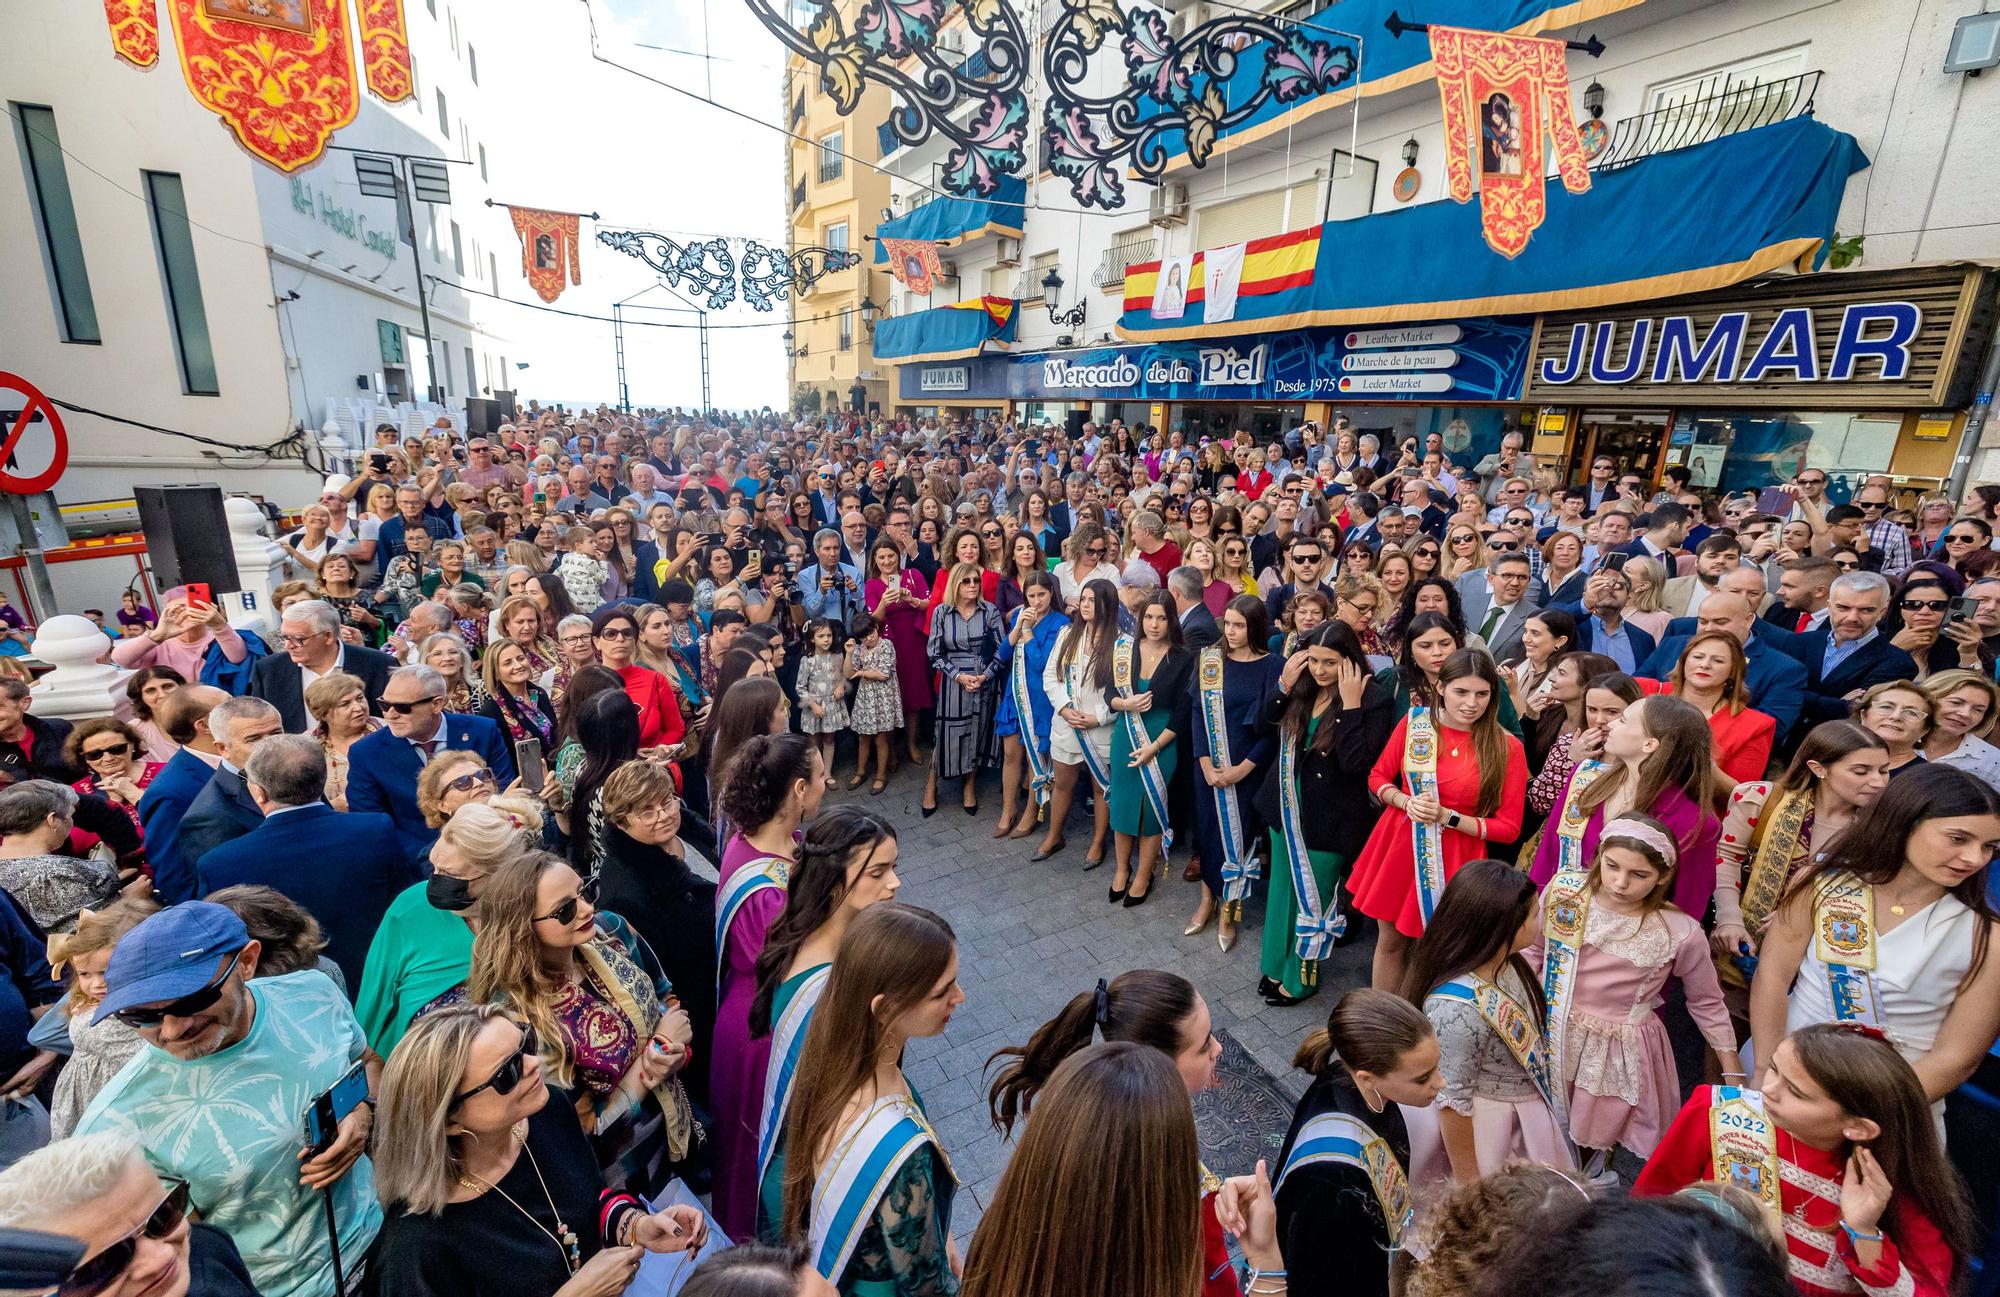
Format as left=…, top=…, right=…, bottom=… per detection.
left=1184, top=909, right=1214, bottom=937
left=1217, top=922, right=1239, bottom=953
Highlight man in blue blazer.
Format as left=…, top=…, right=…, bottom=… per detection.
left=173, top=697, right=284, bottom=892
left=1756, top=571, right=1918, bottom=731
left=345, top=664, right=515, bottom=864
left=135, top=685, right=227, bottom=905
left=199, top=735, right=418, bottom=992
left=1637, top=591, right=1807, bottom=745
left=1551, top=568, right=1656, bottom=677
left=248, top=600, right=393, bottom=733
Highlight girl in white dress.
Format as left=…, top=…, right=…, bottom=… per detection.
left=1751, top=762, right=2000, bottom=1111
left=1034, top=579, right=1118, bottom=869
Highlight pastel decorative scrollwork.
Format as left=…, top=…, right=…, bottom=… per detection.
left=596, top=231, right=739, bottom=310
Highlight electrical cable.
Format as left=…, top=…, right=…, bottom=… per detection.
left=432, top=275, right=884, bottom=328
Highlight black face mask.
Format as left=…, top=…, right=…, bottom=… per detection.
left=426, top=872, right=475, bottom=913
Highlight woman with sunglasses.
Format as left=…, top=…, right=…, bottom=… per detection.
left=1888, top=574, right=1992, bottom=682
left=1439, top=526, right=1489, bottom=582
left=462, top=851, right=698, bottom=1199
left=591, top=606, right=689, bottom=764
left=1212, top=533, right=1260, bottom=604
left=373, top=1003, right=708, bottom=1297
left=1406, top=537, right=1441, bottom=582
left=1053, top=523, right=1121, bottom=612
left=66, top=719, right=164, bottom=838
left=0, top=1131, right=257, bottom=1297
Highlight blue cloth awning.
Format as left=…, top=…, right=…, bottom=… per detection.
left=872, top=176, right=1026, bottom=261
left=1117, top=116, right=1867, bottom=341
left=873, top=298, right=1020, bottom=362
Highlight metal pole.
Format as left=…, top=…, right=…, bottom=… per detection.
left=402, top=163, right=444, bottom=404
left=3, top=495, right=58, bottom=624
left=698, top=310, right=712, bottom=417
left=614, top=303, right=629, bottom=413
left=1947, top=323, right=2000, bottom=503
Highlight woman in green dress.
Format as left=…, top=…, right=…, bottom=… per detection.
left=752, top=807, right=905, bottom=1238
left=1253, top=622, right=1396, bottom=1007
left=779, top=903, right=964, bottom=1297
left=1106, top=592, right=1194, bottom=908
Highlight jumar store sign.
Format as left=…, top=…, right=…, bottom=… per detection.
left=1523, top=264, right=1996, bottom=409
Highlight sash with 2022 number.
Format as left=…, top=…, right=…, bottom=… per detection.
left=757, top=964, right=831, bottom=1190
left=714, top=855, right=791, bottom=987
left=1278, top=728, right=1343, bottom=977
left=1540, top=869, right=1592, bottom=1103
left=1112, top=634, right=1174, bottom=850
left=1199, top=645, right=1257, bottom=914
left=1065, top=630, right=1115, bottom=792
left=1708, top=1085, right=1783, bottom=1226
left=1812, top=873, right=1884, bottom=1028
left=1009, top=608, right=1054, bottom=806
left=1404, top=707, right=1448, bottom=928
left=808, top=1095, right=957, bottom=1283
left=1552, top=759, right=1608, bottom=872
left=1275, top=1112, right=1412, bottom=1250
left=1429, top=974, right=1572, bottom=1141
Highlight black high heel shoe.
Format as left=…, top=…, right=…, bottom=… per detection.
left=921, top=802, right=938, bottom=819
left=1108, top=882, right=1128, bottom=903
left=1122, top=886, right=1152, bottom=909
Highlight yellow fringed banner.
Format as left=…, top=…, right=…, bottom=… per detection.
left=507, top=207, right=584, bottom=303
left=165, top=0, right=360, bottom=173
left=1429, top=24, right=1592, bottom=259
left=104, top=0, right=160, bottom=68
left=357, top=0, right=413, bottom=102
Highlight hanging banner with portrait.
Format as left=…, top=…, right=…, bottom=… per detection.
left=356, top=0, right=414, bottom=102
left=163, top=0, right=360, bottom=172
left=1429, top=24, right=1591, bottom=260
left=507, top=206, right=584, bottom=303
left=104, top=0, right=160, bottom=67
left=882, top=238, right=944, bottom=297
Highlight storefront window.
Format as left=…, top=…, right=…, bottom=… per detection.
left=1019, top=402, right=1063, bottom=427
left=1572, top=409, right=1669, bottom=486
left=1095, top=400, right=1152, bottom=430
left=1180, top=403, right=1308, bottom=442
left=1339, top=405, right=1535, bottom=469
left=1677, top=410, right=1901, bottom=496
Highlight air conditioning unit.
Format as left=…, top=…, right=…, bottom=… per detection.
left=1148, top=181, right=1190, bottom=227
left=994, top=236, right=1020, bottom=267
left=1168, top=3, right=1211, bottom=41
left=937, top=28, right=964, bottom=54
left=939, top=260, right=959, bottom=280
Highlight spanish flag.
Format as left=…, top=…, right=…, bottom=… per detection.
left=1124, top=227, right=1319, bottom=317
left=947, top=296, right=1017, bottom=329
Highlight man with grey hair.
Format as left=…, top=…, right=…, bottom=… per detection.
left=1051, top=470, right=1090, bottom=539
left=173, top=696, right=282, bottom=884
left=199, top=735, right=415, bottom=988
left=249, top=599, right=393, bottom=733
left=344, top=664, right=514, bottom=862
left=1765, top=568, right=1919, bottom=729
left=1129, top=509, right=1182, bottom=585
left=386, top=599, right=454, bottom=664
left=1167, top=565, right=1220, bottom=648
left=0, top=1130, right=260, bottom=1297
left=797, top=526, right=863, bottom=629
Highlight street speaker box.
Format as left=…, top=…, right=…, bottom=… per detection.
left=135, top=485, right=241, bottom=594
left=464, top=398, right=503, bottom=435
left=493, top=390, right=518, bottom=419
left=1064, top=409, right=1089, bottom=439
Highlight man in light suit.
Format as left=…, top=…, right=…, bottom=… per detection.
left=1456, top=551, right=1541, bottom=664
left=1659, top=535, right=1755, bottom=620
left=345, top=664, right=516, bottom=864
left=198, top=735, right=418, bottom=991
left=136, top=685, right=228, bottom=905
left=174, top=697, right=283, bottom=885
left=248, top=600, right=393, bottom=734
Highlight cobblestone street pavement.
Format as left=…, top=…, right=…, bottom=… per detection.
left=827, top=758, right=1378, bottom=1238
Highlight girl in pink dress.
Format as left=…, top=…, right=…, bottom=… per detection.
left=1529, top=811, right=1742, bottom=1168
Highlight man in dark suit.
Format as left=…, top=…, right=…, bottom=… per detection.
left=175, top=697, right=283, bottom=885
left=1168, top=567, right=1221, bottom=649
left=248, top=600, right=393, bottom=734
left=198, top=735, right=418, bottom=991
left=1048, top=472, right=1089, bottom=541
left=807, top=464, right=842, bottom=529
left=346, top=664, right=516, bottom=863
left=1638, top=591, right=1808, bottom=744
left=1552, top=568, right=1656, bottom=677
left=1758, top=570, right=1918, bottom=730
left=1262, top=535, right=1338, bottom=629
left=135, top=685, right=228, bottom=905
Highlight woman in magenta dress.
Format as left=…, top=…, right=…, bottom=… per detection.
left=864, top=536, right=932, bottom=768
left=65, top=718, right=164, bottom=849
left=1348, top=648, right=1527, bottom=993
left=1527, top=694, right=1722, bottom=917
left=709, top=732, right=826, bottom=1238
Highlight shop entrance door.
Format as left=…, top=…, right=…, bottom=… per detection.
left=1571, top=409, right=1669, bottom=489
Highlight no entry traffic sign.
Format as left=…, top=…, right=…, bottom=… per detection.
left=0, top=372, right=69, bottom=495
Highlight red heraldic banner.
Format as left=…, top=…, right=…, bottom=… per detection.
left=1429, top=24, right=1592, bottom=259
left=882, top=238, right=944, bottom=296
left=508, top=207, right=584, bottom=303
left=164, top=0, right=360, bottom=173
left=357, top=0, right=413, bottom=102
left=105, top=0, right=161, bottom=68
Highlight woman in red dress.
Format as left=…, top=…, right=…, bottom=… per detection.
left=1348, top=648, right=1527, bottom=993
left=864, top=536, right=933, bottom=767
left=66, top=718, right=164, bottom=849
left=1636, top=630, right=1775, bottom=787
left=589, top=606, right=688, bottom=781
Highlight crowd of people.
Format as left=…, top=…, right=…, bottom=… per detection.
left=1, top=406, right=1999, bottom=1297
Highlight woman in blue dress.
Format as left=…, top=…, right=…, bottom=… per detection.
left=991, top=571, right=1070, bottom=841
left=1189, top=594, right=1283, bottom=951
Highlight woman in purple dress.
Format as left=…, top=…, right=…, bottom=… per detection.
left=864, top=536, right=932, bottom=768
left=709, top=732, right=826, bottom=1238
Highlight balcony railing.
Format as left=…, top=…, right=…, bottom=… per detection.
left=1590, top=70, right=1820, bottom=171
left=817, top=157, right=844, bottom=184
left=1093, top=237, right=1157, bottom=288
left=791, top=178, right=807, bottom=212
left=789, top=94, right=805, bottom=127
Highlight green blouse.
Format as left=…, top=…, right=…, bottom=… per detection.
left=353, top=881, right=474, bottom=1055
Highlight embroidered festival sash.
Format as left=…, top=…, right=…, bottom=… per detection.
left=1708, top=1085, right=1783, bottom=1227
left=1112, top=635, right=1174, bottom=849
left=714, top=855, right=791, bottom=986
left=1811, top=874, right=1883, bottom=1028
left=1279, top=727, right=1344, bottom=972
left=1199, top=645, right=1256, bottom=906
left=1404, top=707, right=1448, bottom=928
left=578, top=938, right=694, bottom=1160
left=1552, top=759, right=1607, bottom=873
left=1741, top=787, right=1813, bottom=939
left=808, top=1095, right=956, bottom=1282
left=757, top=964, right=832, bottom=1187
left=1066, top=632, right=1114, bottom=792
left=1275, top=1112, right=1412, bottom=1248
left=1540, top=869, right=1592, bottom=1099
left=1430, top=975, right=1571, bottom=1135
left=1010, top=609, right=1053, bottom=806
